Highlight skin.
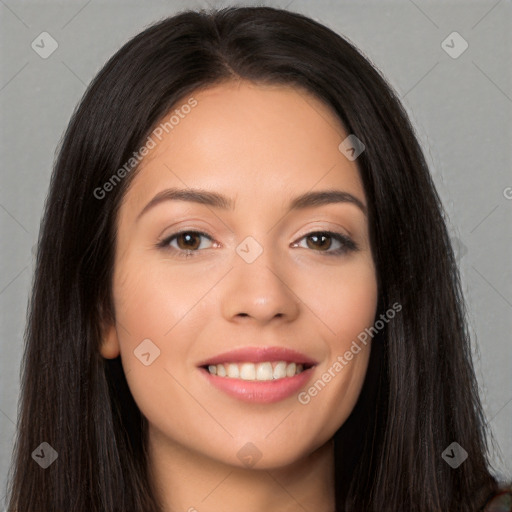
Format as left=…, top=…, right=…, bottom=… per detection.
left=100, top=80, right=378, bottom=512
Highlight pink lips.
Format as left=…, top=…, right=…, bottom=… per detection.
left=197, top=346, right=318, bottom=404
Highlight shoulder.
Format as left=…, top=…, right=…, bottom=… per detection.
left=482, top=487, right=512, bottom=512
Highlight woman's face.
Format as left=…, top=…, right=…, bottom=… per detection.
left=100, top=80, right=378, bottom=469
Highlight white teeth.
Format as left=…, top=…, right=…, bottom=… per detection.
left=256, top=362, right=273, bottom=381
left=227, top=363, right=239, bottom=378
left=273, top=361, right=287, bottom=379
left=206, top=361, right=307, bottom=380
left=286, top=362, right=296, bottom=377
left=239, top=363, right=256, bottom=380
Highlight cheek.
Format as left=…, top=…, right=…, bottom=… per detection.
left=337, top=264, right=378, bottom=346
left=293, top=257, right=377, bottom=421
left=113, top=257, right=206, bottom=343
left=111, top=260, right=193, bottom=386
left=110, top=262, right=198, bottom=426
left=301, top=255, right=378, bottom=350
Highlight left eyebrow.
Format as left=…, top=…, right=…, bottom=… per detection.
left=136, top=187, right=366, bottom=222
left=289, top=189, right=367, bottom=216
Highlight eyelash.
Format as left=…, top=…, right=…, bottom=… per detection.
left=156, top=230, right=358, bottom=259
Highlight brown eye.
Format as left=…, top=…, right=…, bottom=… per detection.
left=294, top=231, right=358, bottom=256
left=175, top=232, right=202, bottom=250
left=158, top=230, right=214, bottom=258
left=305, top=233, right=333, bottom=251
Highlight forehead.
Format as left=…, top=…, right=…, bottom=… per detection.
left=120, top=80, right=364, bottom=219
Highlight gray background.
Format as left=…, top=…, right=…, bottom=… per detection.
left=1, top=0, right=511, bottom=503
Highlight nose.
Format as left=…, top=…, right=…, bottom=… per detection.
left=221, top=246, right=301, bottom=326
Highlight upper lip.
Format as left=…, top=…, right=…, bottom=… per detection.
left=197, top=346, right=318, bottom=367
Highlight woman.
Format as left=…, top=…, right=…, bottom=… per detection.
left=5, top=5, right=511, bottom=511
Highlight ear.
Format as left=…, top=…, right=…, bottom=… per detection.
left=99, top=322, right=121, bottom=359
left=98, top=300, right=120, bottom=359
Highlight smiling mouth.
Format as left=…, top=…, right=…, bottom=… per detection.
left=201, top=361, right=315, bottom=381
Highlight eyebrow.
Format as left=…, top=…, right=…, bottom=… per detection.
left=136, top=187, right=367, bottom=222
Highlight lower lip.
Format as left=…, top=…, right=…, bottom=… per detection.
left=198, top=366, right=316, bottom=403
